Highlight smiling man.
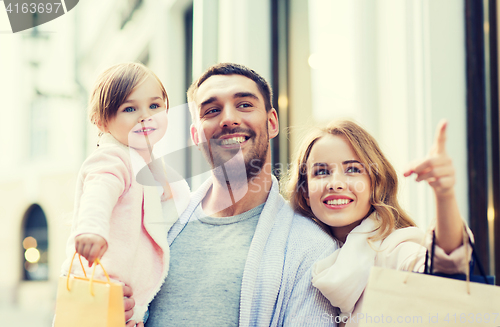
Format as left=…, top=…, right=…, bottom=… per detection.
left=141, top=63, right=337, bottom=327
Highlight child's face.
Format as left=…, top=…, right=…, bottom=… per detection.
left=305, top=135, right=372, bottom=241
left=102, top=75, right=168, bottom=156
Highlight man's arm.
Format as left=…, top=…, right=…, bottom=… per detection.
left=280, top=254, right=338, bottom=326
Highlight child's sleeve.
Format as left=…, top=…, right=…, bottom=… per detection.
left=75, top=148, right=131, bottom=242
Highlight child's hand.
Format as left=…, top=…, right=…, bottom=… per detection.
left=161, top=184, right=173, bottom=202
left=404, top=120, right=455, bottom=198
left=74, top=233, right=108, bottom=267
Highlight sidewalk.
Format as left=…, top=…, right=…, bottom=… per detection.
left=0, top=304, right=54, bottom=327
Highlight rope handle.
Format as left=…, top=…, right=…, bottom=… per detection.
left=404, top=224, right=437, bottom=281
left=66, top=252, right=111, bottom=296
left=403, top=224, right=480, bottom=294
left=404, top=223, right=469, bottom=281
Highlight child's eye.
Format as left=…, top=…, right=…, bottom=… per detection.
left=150, top=104, right=160, bottom=109
left=123, top=107, right=135, bottom=112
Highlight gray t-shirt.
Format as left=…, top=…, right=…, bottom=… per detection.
left=146, top=203, right=264, bottom=327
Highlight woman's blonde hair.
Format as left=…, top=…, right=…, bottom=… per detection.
left=282, top=119, right=416, bottom=242
left=88, top=62, right=169, bottom=130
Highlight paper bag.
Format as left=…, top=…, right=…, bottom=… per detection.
left=54, top=253, right=125, bottom=327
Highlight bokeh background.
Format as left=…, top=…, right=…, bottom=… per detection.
left=0, top=0, right=498, bottom=325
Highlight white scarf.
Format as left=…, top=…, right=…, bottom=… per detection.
left=311, top=213, right=381, bottom=318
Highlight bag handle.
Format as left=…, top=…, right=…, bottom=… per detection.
left=404, top=223, right=476, bottom=293
left=426, top=226, right=491, bottom=290
left=66, top=252, right=111, bottom=296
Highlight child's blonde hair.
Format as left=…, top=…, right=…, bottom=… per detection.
left=283, top=119, right=416, bottom=242
left=88, top=62, right=169, bottom=129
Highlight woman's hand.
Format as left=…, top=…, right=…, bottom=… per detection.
left=404, top=120, right=463, bottom=254
left=74, top=233, right=108, bottom=267
left=404, top=120, right=455, bottom=198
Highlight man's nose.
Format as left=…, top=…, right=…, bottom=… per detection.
left=220, top=107, right=241, bottom=128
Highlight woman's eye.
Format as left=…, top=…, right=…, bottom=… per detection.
left=346, top=166, right=361, bottom=174
left=314, top=168, right=329, bottom=176
left=150, top=104, right=160, bottom=109
left=123, top=107, right=135, bottom=112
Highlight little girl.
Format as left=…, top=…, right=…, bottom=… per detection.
left=60, top=62, right=190, bottom=324
left=284, top=119, right=470, bottom=326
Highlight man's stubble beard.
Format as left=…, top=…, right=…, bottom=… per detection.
left=200, top=125, right=270, bottom=188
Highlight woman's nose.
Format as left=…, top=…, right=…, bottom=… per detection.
left=326, top=173, right=346, bottom=191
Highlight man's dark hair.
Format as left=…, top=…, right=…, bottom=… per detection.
left=187, top=63, right=273, bottom=121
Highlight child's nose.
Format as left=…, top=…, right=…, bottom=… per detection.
left=138, top=111, right=153, bottom=123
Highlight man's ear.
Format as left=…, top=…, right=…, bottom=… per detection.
left=267, top=108, right=279, bottom=139
left=190, top=123, right=200, bottom=146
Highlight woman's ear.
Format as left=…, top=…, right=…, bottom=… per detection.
left=304, top=192, right=310, bottom=207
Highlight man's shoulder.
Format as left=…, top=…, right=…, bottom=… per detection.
left=288, top=212, right=336, bottom=249
left=280, top=211, right=336, bottom=283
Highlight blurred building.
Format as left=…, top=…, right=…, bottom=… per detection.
left=0, top=0, right=498, bottom=324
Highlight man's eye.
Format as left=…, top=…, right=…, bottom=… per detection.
left=150, top=104, right=160, bottom=109
left=124, top=107, right=135, bottom=112
left=238, top=103, right=252, bottom=108
left=205, top=108, right=220, bottom=115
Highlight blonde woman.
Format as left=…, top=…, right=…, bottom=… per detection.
left=283, top=119, right=471, bottom=326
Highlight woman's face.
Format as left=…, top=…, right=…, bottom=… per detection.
left=305, top=134, right=372, bottom=241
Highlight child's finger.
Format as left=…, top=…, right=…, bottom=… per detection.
left=432, top=119, right=447, bottom=155
left=88, top=244, right=103, bottom=266
left=98, top=243, right=108, bottom=260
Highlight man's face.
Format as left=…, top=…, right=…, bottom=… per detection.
left=190, top=74, right=279, bottom=181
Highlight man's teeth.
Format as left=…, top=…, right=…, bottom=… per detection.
left=221, top=136, right=246, bottom=145
left=326, top=199, right=351, bottom=205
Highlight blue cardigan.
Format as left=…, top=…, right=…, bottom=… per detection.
left=167, top=176, right=338, bottom=326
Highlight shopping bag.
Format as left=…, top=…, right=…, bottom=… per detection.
left=54, top=252, right=125, bottom=327
left=424, top=229, right=495, bottom=284
left=359, top=228, right=500, bottom=327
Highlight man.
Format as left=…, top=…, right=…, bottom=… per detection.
left=127, top=63, right=337, bottom=326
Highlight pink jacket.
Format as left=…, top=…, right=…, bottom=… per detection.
left=311, top=213, right=471, bottom=327
left=61, top=133, right=190, bottom=322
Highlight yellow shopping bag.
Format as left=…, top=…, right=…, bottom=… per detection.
left=54, top=252, right=125, bottom=327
